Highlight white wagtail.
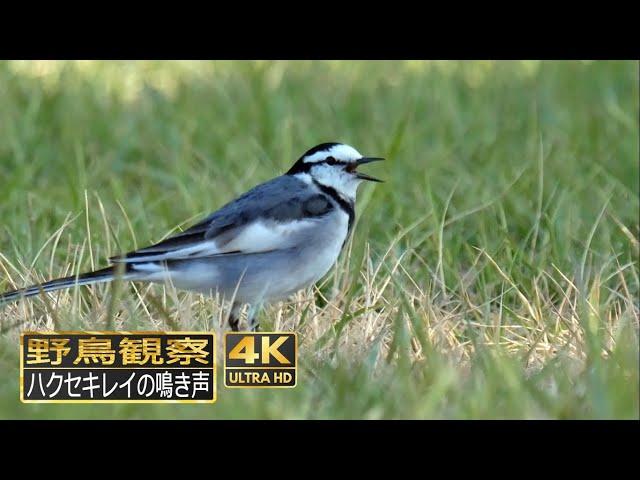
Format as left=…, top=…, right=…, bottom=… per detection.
left=0, top=142, right=384, bottom=331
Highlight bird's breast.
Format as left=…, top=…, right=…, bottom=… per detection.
left=293, top=209, right=350, bottom=284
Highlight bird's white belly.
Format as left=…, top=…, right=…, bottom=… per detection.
left=266, top=212, right=349, bottom=299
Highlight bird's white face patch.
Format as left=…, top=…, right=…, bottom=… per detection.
left=298, top=143, right=364, bottom=198
left=309, top=163, right=361, bottom=198
left=303, top=144, right=363, bottom=164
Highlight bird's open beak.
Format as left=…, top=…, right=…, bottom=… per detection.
left=355, top=157, right=385, bottom=182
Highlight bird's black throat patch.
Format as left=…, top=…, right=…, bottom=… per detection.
left=312, top=179, right=355, bottom=237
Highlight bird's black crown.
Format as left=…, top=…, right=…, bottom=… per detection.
left=287, top=142, right=341, bottom=175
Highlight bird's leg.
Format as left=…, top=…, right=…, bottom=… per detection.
left=246, top=303, right=262, bottom=332
left=228, top=302, right=242, bottom=331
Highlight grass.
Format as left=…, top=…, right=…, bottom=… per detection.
left=0, top=60, right=638, bottom=419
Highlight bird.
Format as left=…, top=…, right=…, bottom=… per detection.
left=0, top=142, right=384, bottom=331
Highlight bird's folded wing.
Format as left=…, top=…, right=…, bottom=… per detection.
left=109, top=185, right=333, bottom=264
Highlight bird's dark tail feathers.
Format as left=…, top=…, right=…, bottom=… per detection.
left=0, top=265, right=134, bottom=306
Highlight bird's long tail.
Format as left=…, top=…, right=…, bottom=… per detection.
left=0, top=265, right=135, bottom=306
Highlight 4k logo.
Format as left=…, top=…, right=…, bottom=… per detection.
left=224, top=333, right=297, bottom=388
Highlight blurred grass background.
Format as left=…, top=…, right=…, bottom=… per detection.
left=0, top=60, right=638, bottom=419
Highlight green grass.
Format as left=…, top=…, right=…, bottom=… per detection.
left=0, top=60, right=638, bottom=419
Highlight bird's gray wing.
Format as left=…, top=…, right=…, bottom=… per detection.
left=110, top=176, right=333, bottom=263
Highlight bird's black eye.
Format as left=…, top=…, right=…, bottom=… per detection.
left=325, top=156, right=336, bottom=165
